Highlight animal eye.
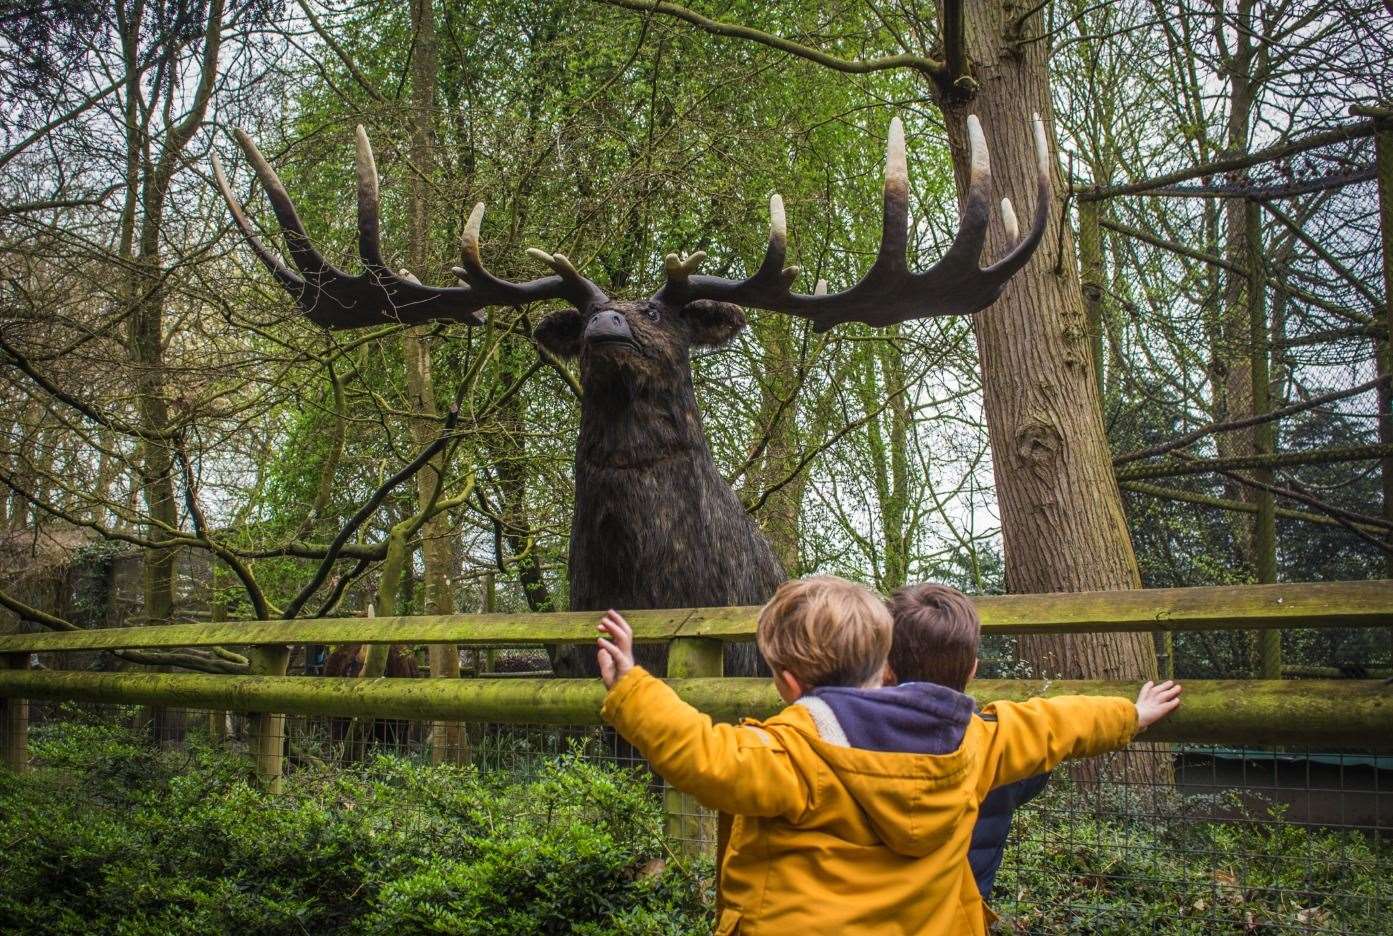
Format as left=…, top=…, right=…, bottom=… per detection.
left=645, top=306, right=661, bottom=322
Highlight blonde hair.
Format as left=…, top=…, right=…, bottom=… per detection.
left=756, top=575, right=892, bottom=689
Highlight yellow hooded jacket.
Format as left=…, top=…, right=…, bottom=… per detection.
left=602, top=668, right=1138, bottom=936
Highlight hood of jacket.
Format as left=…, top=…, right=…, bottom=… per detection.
left=789, top=682, right=979, bottom=857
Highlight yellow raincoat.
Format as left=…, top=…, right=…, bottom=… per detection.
left=602, top=668, right=1138, bottom=935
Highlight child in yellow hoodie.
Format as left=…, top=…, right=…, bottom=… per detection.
left=596, top=576, right=1181, bottom=936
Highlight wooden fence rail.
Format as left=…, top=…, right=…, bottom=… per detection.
left=0, top=578, right=1390, bottom=839
left=0, top=580, right=1387, bottom=654
left=0, top=580, right=1389, bottom=753
left=0, top=670, right=1389, bottom=748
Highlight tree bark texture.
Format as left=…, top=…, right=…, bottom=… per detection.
left=938, top=0, right=1158, bottom=713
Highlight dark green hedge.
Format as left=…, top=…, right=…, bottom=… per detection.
left=0, top=717, right=711, bottom=935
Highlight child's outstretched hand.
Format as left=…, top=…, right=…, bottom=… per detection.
left=597, top=610, right=635, bottom=689
left=1135, top=679, right=1182, bottom=730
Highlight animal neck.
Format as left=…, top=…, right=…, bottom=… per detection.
left=576, top=371, right=712, bottom=471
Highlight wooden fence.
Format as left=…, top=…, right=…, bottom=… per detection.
left=1, top=580, right=1390, bottom=797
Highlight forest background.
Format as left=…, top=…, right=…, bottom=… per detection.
left=1, top=0, right=1390, bottom=682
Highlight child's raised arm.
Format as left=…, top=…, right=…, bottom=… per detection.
left=597, top=611, right=809, bottom=819
left=976, top=680, right=1182, bottom=793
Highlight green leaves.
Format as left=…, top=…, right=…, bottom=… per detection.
left=0, top=725, right=711, bottom=935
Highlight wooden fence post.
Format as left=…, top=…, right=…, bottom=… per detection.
left=1371, top=114, right=1393, bottom=672
left=664, top=637, right=722, bottom=857
left=244, top=645, right=290, bottom=793
left=0, top=651, right=28, bottom=772
left=207, top=586, right=228, bottom=744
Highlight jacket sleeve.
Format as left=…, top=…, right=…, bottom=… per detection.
left=600, top=667, right=810, bottom=819
left=975, top=695, right=1138, bottom=796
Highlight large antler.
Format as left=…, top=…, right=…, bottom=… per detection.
left=212, top=126, right=607, bottom=329
left=655, top=114, right=1051, bottom=331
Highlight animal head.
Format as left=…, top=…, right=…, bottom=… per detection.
left=532, top=298, right=744, bottom=393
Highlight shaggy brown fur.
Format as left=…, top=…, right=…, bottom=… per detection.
left=536, top=298, right=786, bottom=676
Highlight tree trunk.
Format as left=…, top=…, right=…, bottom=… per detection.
left=942, top=0, right=1161, bottom=780
left=403, top=0, right=465, bottom=766
left=747, top=314, right=803, bottom=572
left=118, top=0, right=223, bottom=746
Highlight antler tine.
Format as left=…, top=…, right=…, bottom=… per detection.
left=210, top=150, right=306, bottom=292
left=983, top=112, right=1051, bottom=276
left=937, top=114, right=993, bottom=271
left=1000, top=197, right=1019, bottom=243
left=451, top=201, right=500, bottom=289
left=354, top=125, right=387, bottom=271
left=872, top=116, right=910, bottom=274
left=231, top=129, right=339, bottom=279
left=457, top=202, right=487, bottom=278
left=663, top=250, right=706, bottom=286
left=753, top=194, right=795, bottom=284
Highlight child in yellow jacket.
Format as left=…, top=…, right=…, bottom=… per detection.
left=596, top=576, right=1181, bottom=936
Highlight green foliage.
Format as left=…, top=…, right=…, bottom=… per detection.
left=4, top=718, right=1390, bottom=934
left=0, top=720, right=712, bottom=935
left=997, top=782, right=1390, bottom=934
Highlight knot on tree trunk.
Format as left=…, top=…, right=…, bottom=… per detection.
left=1011, top=413, right=1064, bottom=490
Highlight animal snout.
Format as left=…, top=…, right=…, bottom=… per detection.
left=584, top=309, right=635, bottom=345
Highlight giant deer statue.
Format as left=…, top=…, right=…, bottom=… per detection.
left=213, top=114, right=1050, bottom=676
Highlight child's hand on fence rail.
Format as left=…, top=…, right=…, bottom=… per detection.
left=597, top=610, right=636, bottom=689
left=1134, top=679, right=1182, bottom=731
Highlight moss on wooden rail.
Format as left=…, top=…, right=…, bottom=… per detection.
left=0, top=669, right=1387, bottom=748
left=0, top=581, right=1388, bottom=655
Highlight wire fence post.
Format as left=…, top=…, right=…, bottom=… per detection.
left=1374, top=119, right=1393, bottom=585
left=0, top=650, right=27, bottom=772
left=1371, top=116, right=1393, bottom=674
left=664, top=637, right=722, bottom=856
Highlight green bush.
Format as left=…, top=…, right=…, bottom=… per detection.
left=995, top=782, right=1390, bottom=934
left=5, top=717, right=1387, bottom=934
left=0, top=719, right=712, bottom=935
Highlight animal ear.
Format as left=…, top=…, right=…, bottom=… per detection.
left=680, top=299, right=746, bottom=347
left=533, top=307, right=584, bottom=358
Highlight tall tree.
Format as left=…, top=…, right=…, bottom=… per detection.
left=402, top=0, right=465, bottom=763
left=117, top=0, right=225, bottom=634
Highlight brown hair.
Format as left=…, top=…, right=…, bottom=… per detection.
left=886, top=583, right=980, bottom=690
left=756, top=575, right=892, bottom=689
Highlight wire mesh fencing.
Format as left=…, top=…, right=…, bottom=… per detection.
left=993, top=742, right=1390, bottom=933
left=10, top=697, right=1391, bottom=933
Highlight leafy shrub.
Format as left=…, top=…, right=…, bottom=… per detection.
left=995, top=781, right=1390, bottom=934
left=0, top=720, right=712, bottom=935
left=5, top=718, right=1387, bottom=935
